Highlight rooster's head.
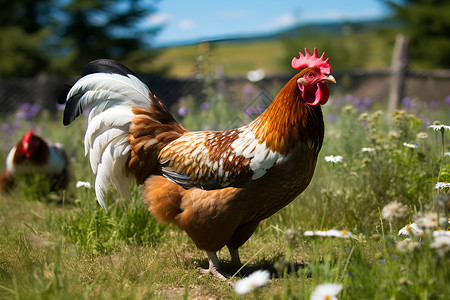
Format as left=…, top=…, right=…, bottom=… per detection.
left=21, top=129, right=40, bottom=157
left=292, top=48, right=336, bottom=106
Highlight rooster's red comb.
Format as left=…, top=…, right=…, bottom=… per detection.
left=23, top=128, right=34, bottom=142
left=291, top=48, right=331, bottom=74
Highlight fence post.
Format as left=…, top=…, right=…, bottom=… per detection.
left=388, top=34, right=409, bottom=117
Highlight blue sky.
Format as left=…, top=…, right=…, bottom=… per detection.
left=144, top=0, right=391, bottom=46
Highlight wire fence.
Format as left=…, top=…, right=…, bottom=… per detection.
left=1, top=69, right=449, bottom=118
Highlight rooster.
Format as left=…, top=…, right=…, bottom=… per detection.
left=0, top=129, right=70, bottom=193
left=60, top=48, right=335, bottom=280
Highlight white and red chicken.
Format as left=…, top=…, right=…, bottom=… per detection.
left=0, top=129, right=70, bottom=193
left=60, top=48, right=335, bottom=279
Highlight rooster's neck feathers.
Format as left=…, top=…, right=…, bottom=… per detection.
left=250, top=70, right=324, bottom=156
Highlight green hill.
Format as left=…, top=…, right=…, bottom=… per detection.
left=153, top=19, right=400, bottom=77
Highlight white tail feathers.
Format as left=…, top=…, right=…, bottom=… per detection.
left=65, top=72, right=153, bottom=210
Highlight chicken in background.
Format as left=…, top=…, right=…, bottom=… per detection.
left=0, top=129, right=70, bottom=193
left=59, top=48, right=335, bottom=280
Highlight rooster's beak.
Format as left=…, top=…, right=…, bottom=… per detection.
left=322, top=74, right=336, bottom=84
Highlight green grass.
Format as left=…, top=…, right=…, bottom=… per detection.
left=0, top=89, right=449, bottom=299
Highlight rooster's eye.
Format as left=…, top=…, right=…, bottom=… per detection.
left=307, top=72, right=314, bottom=78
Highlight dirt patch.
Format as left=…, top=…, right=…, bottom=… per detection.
left=155, top=284, right=219, bottom=299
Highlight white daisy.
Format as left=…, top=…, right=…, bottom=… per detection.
left=430, top=235, right=450, bottom=257
left=432, top=229, right=450, bottom=238
left=304, top=229, right=353, bottom=238
left=415, top=212, right=439, bottom=231
left=435, top=182, right=450, bottom=190
left=403, top=142, right=418, bottom=149
left=310, top=283, right=343, bottom=300
left=247, top=69, right=265, bottom=83
left=327, top=229, right=353, bottom=238
left=428, top=124, right=450, bottom=131
left=398, top=223, right=423, bottom=235
left=304, top=230, right=323, bottom=237
left=324, top=155, right=343, bottom=163
left=361, top=147, right=375, bottom=152
left=381, top=201, right=408, bottom=221
left=234, top=270, right=270, bottom=295
left=76, top=181, right=92, bottom=189
left=444, top=152, right=450, bottom=157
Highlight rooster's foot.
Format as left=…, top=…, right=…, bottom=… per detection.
left=201, top=251, right=230, bottom=281
left=199, top=266, right=230, bottom=281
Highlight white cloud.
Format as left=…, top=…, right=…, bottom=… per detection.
left=146, top=12, right=171, bottom=26
left=262, top=13, right=299, bottom=31
left=274, top=13, right=298, bottom=27
left=220, top=10, right=245, bottom=19
left=179, top=18, right=197, bottom=30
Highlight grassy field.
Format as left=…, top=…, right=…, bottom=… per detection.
left=152, top=29, right=396, bottom=77
left=152, top=40, right=287, bottom=77
left=0, top=86, right=449, bottom=299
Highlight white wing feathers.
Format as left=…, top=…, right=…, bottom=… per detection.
left=66, top=72, right=153, bottom=210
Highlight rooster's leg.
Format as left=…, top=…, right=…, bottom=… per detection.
left=200, top=251, right=230, bottom=281
left=228, top=247, right=251, bottom=275
left=228, top=247, right=242, bottom=267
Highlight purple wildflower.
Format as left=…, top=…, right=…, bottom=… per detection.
left=362, top=97, right=372, bottom=108
left=429, top=100, right=439, bottom=110
left=178, top=107, right=188, bottom=117
left=16, top=110, right=31, bottom=120
left=29, top=104, right=40, bottom=116
left=445, top=96, right=450, bottom=105
left=56, top=104, right=65, bottom=111
left=20, top=103, right=31, bottom=111
left=344, top=94, right=353, bottom=102
left=15, top=102, right=40, bottom=121
left=402, top=97, right=413, bottom=110
left=355, top=97, right=372, bottom=112
left=200, top=101, right=210, bottom=110
left=244, top=107, right=254, bottom=117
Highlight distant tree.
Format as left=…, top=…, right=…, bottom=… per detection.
left=0, top=0, right=53, bottom=34
left=385, top=0, right=450, bottom=68
left=0, top=0, right=53, bottom=77
left=0, top=0, right=162, bottom=77
left=0, top=27, right=49, bottom=77
left=51, top=0, right=161, bottom=75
